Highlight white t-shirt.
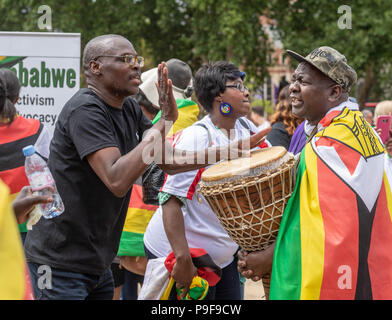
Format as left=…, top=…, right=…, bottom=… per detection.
left=144, top=115, right=259, bottom=268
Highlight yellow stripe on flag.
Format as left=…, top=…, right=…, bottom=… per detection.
left=168, top=104, right=199, bottom=136
left=0, top=181, right=26, bottom=299
left=10, top=192, right=18, bottom=202
left=383, top=173, right=392, bottom=223
left=299, top=146, right=325, bottom=300
left=123, top=207, right=155, bottom=234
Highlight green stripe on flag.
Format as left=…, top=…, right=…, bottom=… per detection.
left=270, top=150, right=306, bottom=300
left=18, top=221, right=28, bottom=233
left=0, top=56, right=26, bottom=69
left=117, top=231, right=146, bottom=257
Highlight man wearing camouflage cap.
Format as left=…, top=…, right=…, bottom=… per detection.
left=239, top=46, right=392, bottom=300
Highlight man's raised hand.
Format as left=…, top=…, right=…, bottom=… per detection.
left=156, top=62, right=178, bottom=123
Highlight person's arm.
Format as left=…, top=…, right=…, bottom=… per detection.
left=162, top=196, right=197, bottom=299
left=86, top=118, right=173, bottom=197
left=86, top=62, right=178, bottom=197
left=86, top=60, right=266, bottom=196
left=158, top=129, right=268, bottom=175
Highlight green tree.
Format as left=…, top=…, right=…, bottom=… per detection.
left=136, top=0, right=271, bottom=84
left=1, top=0, right=271, bottom=87
left=268, top=0, right=392, bottom=108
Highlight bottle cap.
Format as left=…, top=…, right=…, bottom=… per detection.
left=23, top=145, right=35, bottom=157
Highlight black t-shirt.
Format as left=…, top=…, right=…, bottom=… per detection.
left=24, top=88, right=153, bottom=275
left=266, top=121, right=291, bottom=150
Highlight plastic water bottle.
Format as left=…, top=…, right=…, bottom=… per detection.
left=23, top=145, right=64, bottom=219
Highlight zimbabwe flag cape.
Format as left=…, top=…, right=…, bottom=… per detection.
left=270, top=106, right=392, bottom=300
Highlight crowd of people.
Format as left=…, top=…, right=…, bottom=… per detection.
left=1, top=34, right=392, bottom=300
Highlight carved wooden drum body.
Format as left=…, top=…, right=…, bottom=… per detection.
left=199, top=146, right=297, bottom=252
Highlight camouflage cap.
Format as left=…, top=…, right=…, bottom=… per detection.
left=287, top=46, right=357, bottom=92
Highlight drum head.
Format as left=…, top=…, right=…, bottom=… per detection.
left=201, top=146, right=287, bottom=182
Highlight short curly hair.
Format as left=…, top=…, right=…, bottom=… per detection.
left=194, top=61, right=244, bottom=113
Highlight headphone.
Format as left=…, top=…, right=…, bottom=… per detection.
left=172, top=78, right=194, bottom=99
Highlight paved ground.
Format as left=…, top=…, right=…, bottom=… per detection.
left=244, top=279, right=266, bottom=300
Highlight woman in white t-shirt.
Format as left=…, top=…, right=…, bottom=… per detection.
left=144, top=61, right=263, bottom=300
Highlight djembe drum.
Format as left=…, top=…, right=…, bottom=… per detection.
left=198, top=146, right=297, bottom=299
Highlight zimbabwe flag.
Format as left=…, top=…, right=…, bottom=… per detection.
left=270, top=106, right=392, bottom=300
left=118, top=179, right=157, bottom=256
left=0, top=116, right=44, bottom=233
left=0, top=180, right=33, bottom=299
left=0, top=56, right=25, bottom=69
left=152, top=98, right=199, bottom=139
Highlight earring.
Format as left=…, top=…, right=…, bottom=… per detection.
left=219, top=102, right=232, bottom=115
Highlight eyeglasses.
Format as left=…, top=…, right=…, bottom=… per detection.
left=94, top=55, right=144, bottom=67
left=225, top=83, right=250, bottom=93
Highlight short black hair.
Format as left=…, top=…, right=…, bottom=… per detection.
left=194, top=61, right=243, bottom=112
left=0, top=68, right=21, bottom=102
left=0, top=68, right=21, bottom=124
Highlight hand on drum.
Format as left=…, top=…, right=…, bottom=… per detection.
left=171, top=256, right=198, bottom=299
left=212, top=127, right=269, bottom=162
left=237, top=243, right=275, bottom=281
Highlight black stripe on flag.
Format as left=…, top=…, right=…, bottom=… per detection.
left=354, top=194, right=377, bottom=300
left=0, top=124, right=43, bottom=171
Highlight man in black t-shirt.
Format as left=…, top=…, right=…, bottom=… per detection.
left=24, top=34, right=178, bottom=300
left=24, top=34, right=266, bottom=300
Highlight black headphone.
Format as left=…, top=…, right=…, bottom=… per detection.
left=184, top=78, right=194, bottom=98
left=173, top=78, right=194, bottom=98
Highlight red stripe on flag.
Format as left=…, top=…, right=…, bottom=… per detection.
left=128, top=184, right=158, bottom=211
left=367, top=182, right=392, bottom=299
left=317, top=157, right=359, bottom=300
left=319, top=110, right=342, bottom=128
left=0, top=117, right=40, bottom=144
left=316, top=137, right=361, bottom=176
left=0, top=166, right=29, bottom=194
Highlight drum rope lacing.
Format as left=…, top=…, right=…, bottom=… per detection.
left=198, top=158, right=299, bottom=252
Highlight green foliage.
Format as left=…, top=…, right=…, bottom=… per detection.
left=267, top=0, right=392, bottom=106
left=0, top=0, right=270, bottom=86
left=251, top=98, right=274, bottom=115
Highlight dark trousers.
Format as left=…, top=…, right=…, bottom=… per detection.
left=144, top=246, right=241, bottom=300
left=28, top=262, right=114, bottom=300
left=122, top=269, right=144, bottom=300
